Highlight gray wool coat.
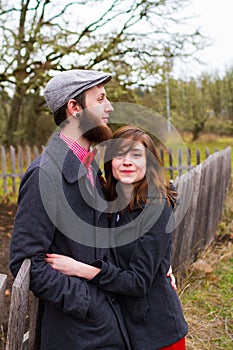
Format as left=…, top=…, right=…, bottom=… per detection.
left=10, top=133, right=131, bottom=350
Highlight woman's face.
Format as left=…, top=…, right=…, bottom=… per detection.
left=112, top=142, right=147, bottom=184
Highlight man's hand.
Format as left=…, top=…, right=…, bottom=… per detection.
left=167, top=266, right=177, bottom=291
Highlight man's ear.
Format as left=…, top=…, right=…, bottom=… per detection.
left=67, top=99, right=82, bottom=117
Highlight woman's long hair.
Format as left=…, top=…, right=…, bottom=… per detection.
left=104, top=125, right=177, bottom=211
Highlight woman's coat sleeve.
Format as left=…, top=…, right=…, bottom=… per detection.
left=90, top=201, right=173, bottom=296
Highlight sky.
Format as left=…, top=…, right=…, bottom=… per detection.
left=175, top=0, right=233, bottom=78
left=76, top=0, right=233, bottom=79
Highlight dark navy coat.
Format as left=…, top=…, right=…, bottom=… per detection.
left=91, top=198, right=188, bottom=350
left=10, top=134, right=130, bottom=350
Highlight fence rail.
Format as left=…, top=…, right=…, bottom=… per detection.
left=0, top=144, right=216, bottom=194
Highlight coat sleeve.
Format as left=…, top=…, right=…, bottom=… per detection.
left=90, top=201, right=173, bottom=297
left=10, top=165, right=90, bottom=320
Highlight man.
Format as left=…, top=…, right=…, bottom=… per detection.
left=10, top=69, right=131, bottom=350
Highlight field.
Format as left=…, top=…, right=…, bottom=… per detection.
left=183, top=133, right=233, bottom=165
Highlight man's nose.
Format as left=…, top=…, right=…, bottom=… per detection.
left=105, top=99, right=114, bottom=112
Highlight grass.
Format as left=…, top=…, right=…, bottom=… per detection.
left=182, top=133, right=233, bottom=167
left=160, top=133, right=233, bottom=180
left=179, top=181, right=233, bottom=350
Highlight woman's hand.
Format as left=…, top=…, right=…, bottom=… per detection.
left=45, top=253, right=100, bottom=280
left=167, top=266, right=177, bottom=291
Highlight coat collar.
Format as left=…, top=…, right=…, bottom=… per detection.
left=44, top=132, right=102, bottom=183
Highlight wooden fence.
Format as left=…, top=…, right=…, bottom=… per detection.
left=0, top=145, right=43, bottom=194
left=0, top=146, right=232, bottom=349
left=171, top=146, right=232, bottom=272
left=0, top=144, right=216, bottom=194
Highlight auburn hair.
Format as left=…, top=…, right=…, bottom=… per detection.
left=104, top=125, right=177, bottom=211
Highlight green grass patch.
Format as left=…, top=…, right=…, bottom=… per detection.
left=183, top=133, right=233, bottom=167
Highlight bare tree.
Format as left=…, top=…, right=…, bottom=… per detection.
left=0, top=0, right=206, bottom=144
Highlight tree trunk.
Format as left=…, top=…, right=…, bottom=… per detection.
left=6, top=86, right=25, bottom=145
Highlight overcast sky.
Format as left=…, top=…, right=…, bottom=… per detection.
left=175, top=0, right=233, bottom=78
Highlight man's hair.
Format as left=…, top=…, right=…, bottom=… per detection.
left=53, top=91, right=87, bottom=127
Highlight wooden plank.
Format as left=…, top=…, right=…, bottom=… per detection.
left=193, top=160, right=208, bottom=252
left=33, top=145, right=39, bottom=158
left=187, top=164, right=203, bottom=259
left=6, top=259, right=31, bottom=350
left=25, top=146, right=31, bottom=168
left=225, top=147, right=232, bottom=190
left=172, top=171, right=193, bottom=271
left=215, top=151, right=227, bottom=223
left=0, top=273, right=7, bottom=326
left=201, top=160, right=214, bottom=247
left=18, top=145, right=24, bottom=179
left=196, top=148, right=201, bottom=165
left=165, top=165, right=194, bottom=171
left=10, top=145, right=17, bottom=192
left=205, top=147, right=210, bottom=158
left=178, top=148, right=182, bottom=177
left=0, top=145, right=7, bottom=193
left=187, top=148, right=191, bottom=170
left=168, top=147, right=173, bottom=179
left=28, top=291, right=39, bottom=350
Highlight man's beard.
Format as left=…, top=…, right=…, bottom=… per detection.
left=79, top=109, right=112, bottom=143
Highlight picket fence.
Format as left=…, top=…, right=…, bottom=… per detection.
left=0, top=144, right=216, bottom=194
left=0, top=146, right=232, bottom=349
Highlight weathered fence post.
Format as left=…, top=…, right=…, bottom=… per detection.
left=0, top=273, right=7, bottom=327
left=17, top=145, right=24, bottom=180
left=25, top=146, right=32, bottom=168
left=0, top=145, right=7, bottom=194
left=6, top=259, right=31, bottom=350
left=27, top=292, right=39, bottom=350
left=10, top=146, right=17, bottom=193
left=5, top=259, right=39, bottom=350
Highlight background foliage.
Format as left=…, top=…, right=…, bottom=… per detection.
left=0, top=0, right=232, bottom=146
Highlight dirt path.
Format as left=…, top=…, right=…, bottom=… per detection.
left=0, top=203, right=16, bottom=348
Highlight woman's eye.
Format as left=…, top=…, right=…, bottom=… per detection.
left=114, top=153, right=124, bottom=158
left=132, top=153, right=142, bottom=158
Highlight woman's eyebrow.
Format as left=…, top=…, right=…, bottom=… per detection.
left=131, top=147, right=143, bottom=151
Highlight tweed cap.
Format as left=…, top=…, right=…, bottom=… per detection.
left=44, top=69, right=112, bottom=114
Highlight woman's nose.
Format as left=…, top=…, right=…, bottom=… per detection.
left=122, top=156, right=132, bottom=165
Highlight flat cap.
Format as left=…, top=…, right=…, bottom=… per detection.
left=44, top=69, right=112, bottom=114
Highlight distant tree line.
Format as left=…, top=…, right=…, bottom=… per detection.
left=1, top=0, right=231, bottom=146
left=137, top=68, right=233, bottom=140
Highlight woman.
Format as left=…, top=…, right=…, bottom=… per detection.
left=46, top=125, right=188, bottom=349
